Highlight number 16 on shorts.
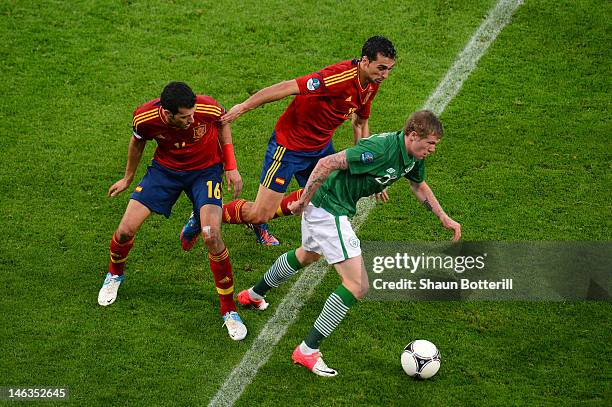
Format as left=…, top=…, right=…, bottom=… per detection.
left=207, top=180, right=221, bottom=199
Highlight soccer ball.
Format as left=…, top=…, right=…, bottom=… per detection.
left=401, top=339, right=441, bottom=379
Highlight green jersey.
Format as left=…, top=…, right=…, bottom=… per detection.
left=311, top=131, right=425, bottom=217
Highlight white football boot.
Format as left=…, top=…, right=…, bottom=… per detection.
left=98, top=272, right=125, bottom=306
left=222, top=311, right=247, bottom=341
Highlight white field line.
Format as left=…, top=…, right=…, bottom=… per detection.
left=425, top=0, right=524, bottom=115
left=209, top=1, right=523, bottom=405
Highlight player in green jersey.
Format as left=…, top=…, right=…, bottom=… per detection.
left=237, top=110, right=461, bottom=376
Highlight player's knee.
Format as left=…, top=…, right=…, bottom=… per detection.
left=295, top=247, right=320, bottom=266
left=301, top=251, right=320, bottom=265
left=115, top=225, right=136, bottom=242
left=201, top=225, right=222, bottom=247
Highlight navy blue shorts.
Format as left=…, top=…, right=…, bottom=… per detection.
left=259, top=131, right=334, bottom=193
left=130, top=160, right=223, bottom=218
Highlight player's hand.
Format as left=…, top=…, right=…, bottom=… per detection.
left=108, top=178, right=131, bottom=197
left=441, top=215, right=461, bottom=241
left=225, top=169, right=243, bottom=199
left=374, top=189, right=389, bottom=203
left=220, top=104, right=246, bottom=125
left=288, top=200, right=306, bottom=215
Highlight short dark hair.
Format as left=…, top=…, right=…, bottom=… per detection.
left=361, top=36, right=396, bottom=61
left=160, top=81, right=196, bottom=114
left=404, top=110, right=444, bottom=139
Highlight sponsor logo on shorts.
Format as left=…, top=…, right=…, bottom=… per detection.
left=360, top=152, right=374, bottom=163
left=275, top=177, right=286, bottom=185
left=135, top=186, right=143, bottom=192
left=306, top=77, right=321, bottom=91
left=349, top=236, right=360, bottom=248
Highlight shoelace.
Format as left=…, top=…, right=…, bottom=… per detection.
left=104, top=275, right=122, bottom=285
left=222, top=313, right=241, bottom=326
left=261, top=230, right=277, bottom=242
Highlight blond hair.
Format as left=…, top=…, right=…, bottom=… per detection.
left=403, top=110, right=443, bottom=139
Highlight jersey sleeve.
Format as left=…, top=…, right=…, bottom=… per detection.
left=345, top=136, right=387, bottom=175
left=132, top=105, right=159, bottom=140
left=295, top=62, right=356, bottom=98
left=405, top=160, right=426, bottom=183
left=214, top=104, right=226, bottom=128
left=132, top=118, right=152, bottom=140
left=131, top=100, right=162, bottom=140
left=132, top=127, right=143, bottom=140
left=195, top=96, right=225, bottom=125
left=295, top=71, right=330, bottom=96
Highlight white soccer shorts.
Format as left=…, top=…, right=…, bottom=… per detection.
left=301, top=204, right=361, bottom=264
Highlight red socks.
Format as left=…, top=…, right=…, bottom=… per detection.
left=222, top=199, right=247, bottom=224
left=274, top=189, right=303, bottom=218
left=208, top=248, right=237, bottom=315
left=109, top=232, right=238, bottom=316
left=109, top=233, right=134, bottom=276
left=222, top=189, right=303, bottom=224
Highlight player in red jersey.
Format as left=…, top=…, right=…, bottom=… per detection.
left=98, top=82, right=248, bottom=341
left=180, top=36, right=396, bottom=247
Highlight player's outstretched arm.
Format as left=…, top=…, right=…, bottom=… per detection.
left=220, top=80, right=300, bottom=124
left=351, top=114, right=370, bottom=144
left=409, top=180, right=461, bottom=241
left=218, top=122, right=243, bottom=199
left=108, top=137, right=147, bottom=197
left=289, top=151, right=348, bottom=215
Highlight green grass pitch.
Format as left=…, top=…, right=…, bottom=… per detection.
left=0, top=0, right=610, bottom=405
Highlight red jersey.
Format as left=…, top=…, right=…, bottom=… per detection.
left=274, top=59, right=379, bottom=151
left=132, top=95, right=225, bottom=171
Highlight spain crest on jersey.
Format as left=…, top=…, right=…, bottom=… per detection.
left=193, top=124, right=207, bottom=140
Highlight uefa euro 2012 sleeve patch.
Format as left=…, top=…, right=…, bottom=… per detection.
left=306, top=77, right=321, bottom=91
left=360, top=151, right=374, bottom=163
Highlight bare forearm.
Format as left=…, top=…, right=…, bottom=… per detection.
left=410, top=181, right=462, bottom=241
left=222, top=80, right=300, bottom=124
left=124, top=138, right=146, bottom=181
left=352, top=115, right=369, bottom=144
left=218, top=123, right=233, bottom=145
left=242, top=80, right=299, bottom=111
left=299, top=151, right=348, bottom=207
left=410, top=181, right=447, bottom=220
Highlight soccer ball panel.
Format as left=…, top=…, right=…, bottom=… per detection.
left=411, top=339, right=438, bottom=358
left=419, top=359, right=440, bottom=379
left=400, top=351, right=419, bottom=376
